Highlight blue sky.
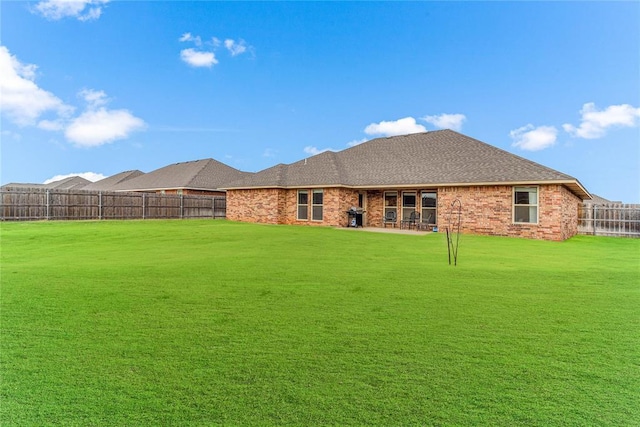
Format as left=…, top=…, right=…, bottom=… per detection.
left=2, top=1, right=639, bottom=202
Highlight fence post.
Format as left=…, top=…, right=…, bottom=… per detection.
left=46, top=189, right=50, bottom=220
left=142, top=193, right=146, bottom=219
left=99, top=191, right=102, bottom=220
left=180, top=194, right=183, bottom=219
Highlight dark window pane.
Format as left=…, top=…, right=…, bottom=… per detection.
left=298, top=205, right=308, bottom=220
left=298, top=191, right=308, bottom=205
left=515, top=206, right=531, bottom=222
left=515, top=191, right=529, bottom=205
left=312, top=190, right=323, bottom=205
left=403, top=193, right=416, bottom=207
left=422, top=192, right=437, bottom=207
left=385, top=193, right=397, bottom=207
left=312, top=206, right=323, bottom=221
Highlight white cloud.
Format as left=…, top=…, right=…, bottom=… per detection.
left=364, top=117, right=427, bottom=137
left=33, top=0, right=109, bottom=21
left=180, top=48, right=218, bottom=67
left=422, top=113, right=466, bottom=131
left=37, top=119, right=65, bottom=131
left=179, top=32, right=203, bottom=46
left=0, top=46, right=73, bottom=126
left=44, top=172, right=107, bottom=184
left=510, top=124, right=558, bottom=151
left=65, top=108, right=146, bottom=147
left=79, top=88, right=108, bottom=108
left=263, top=148, right=277, bottom=158
left=304, top=146, right=335, bottom=155
left=0, top=47, right=145, bottom=147
left=563, top=102, right=640, bottom=139
left=224, top=39, right=248, bottom=56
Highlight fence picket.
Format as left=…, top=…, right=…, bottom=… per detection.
left=578, top=203, right=640, bottom=238
left=0, top=187, right=226, bottom=221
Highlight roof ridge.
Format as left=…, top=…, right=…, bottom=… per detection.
left=185, top=158, right=215, bottom=187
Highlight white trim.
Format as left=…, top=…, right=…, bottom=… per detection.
left=513, top=186, right=539, bottom=224
left=311, top=189, right=324, bottom=222
left=384, top=191, right=398, bottom=220
left=297, top=189, right=309, bottom=221
left=421, top=191, right=437, bottom=225
left=401, top=191, right=417, bottom=221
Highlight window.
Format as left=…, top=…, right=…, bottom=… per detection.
left=402, top=192, right=417, bottom=221
left=384, top=192, right=397, bottom=219
left=514, top=187, right=538, bottom=224
left=421, top=192, right=437, bottom=224
left=312, top=190, right=323, bottom=221
left=297, top=190, right=308, bottom=220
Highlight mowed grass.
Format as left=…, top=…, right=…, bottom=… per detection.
left=1, top=220, right=639, bottom=426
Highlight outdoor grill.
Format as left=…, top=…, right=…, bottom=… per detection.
left=346, top=207, right=364, bottom=228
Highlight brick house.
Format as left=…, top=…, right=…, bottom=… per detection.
left=109, top=159, right=249, bottom=196
left=222, top=130, right=591, bottom=241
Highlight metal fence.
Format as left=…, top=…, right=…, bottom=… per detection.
left=0, top=187, right=226, bottom=221
left=578, top=203, right=640, bottom=238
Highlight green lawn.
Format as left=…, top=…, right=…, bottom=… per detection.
left=1, top=220, right=639, bottom=426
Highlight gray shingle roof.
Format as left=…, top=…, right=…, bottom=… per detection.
left=111, top=159, right=249, bottom=192
left=45, top=176, right=92, bottom=190
left=584, top=194, right=621, bottom=204
left=1, top=183, right=47, bottom=190
left=223, top=130, right=590, bottom=199
left=82, top=170, right=145, bottom=191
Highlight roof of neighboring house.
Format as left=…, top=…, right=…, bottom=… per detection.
left=584, top=194, right=621, bottom=204
left=45, top=176, right=92, bottom=190
left=1, top=182, right=47, bottom=190
left=110, top=158, right=249, bottom=192
left=82, top=170, right=145, bottom=191
left=222, top=130, right=591, bottom=199
left=2, top=176, right=92, bottom=190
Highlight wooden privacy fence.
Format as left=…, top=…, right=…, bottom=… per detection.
left=578, top=203, right=640, bottom=238
left=0, top=187, right=226, bottom=221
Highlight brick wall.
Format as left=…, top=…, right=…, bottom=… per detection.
left=227, top=188, right=287, bottom=224
left=227, top=188, right=359, bottom=227
left=365, top=190, right=384, bottom=227
left=437, top=185, right=579, bottom=241
left=227, top=185, right=580, bottom=241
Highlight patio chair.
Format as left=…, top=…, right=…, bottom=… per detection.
left=417, top=213, right=435, bottom=231
left=383, top=211, right=397, bottom=228
left=401, top=211, right=420, bottom=230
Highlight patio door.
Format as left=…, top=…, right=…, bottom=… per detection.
left=402, top=192, right=417, bottom=221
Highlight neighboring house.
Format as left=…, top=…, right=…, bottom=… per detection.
left=110, top=158, right=249, bottom=196
left=222, top=130, right=591, bottom=241
left=1, top=176, right=91, bottom=190
left=583, top=194, right=622, bottom=205
left=81, top=170, right=145, bottom=191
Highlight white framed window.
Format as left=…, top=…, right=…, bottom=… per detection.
left=513, top=186, right=538, bottom=224
left=384, top=191, right=398, bottom=219
left=421, top=191, right=437, bottom=224
left=312, top=190, right=323, bottom=221
left=402, top=191, right=417, bottom=221
left=297, top=190, right=308, bottom=220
